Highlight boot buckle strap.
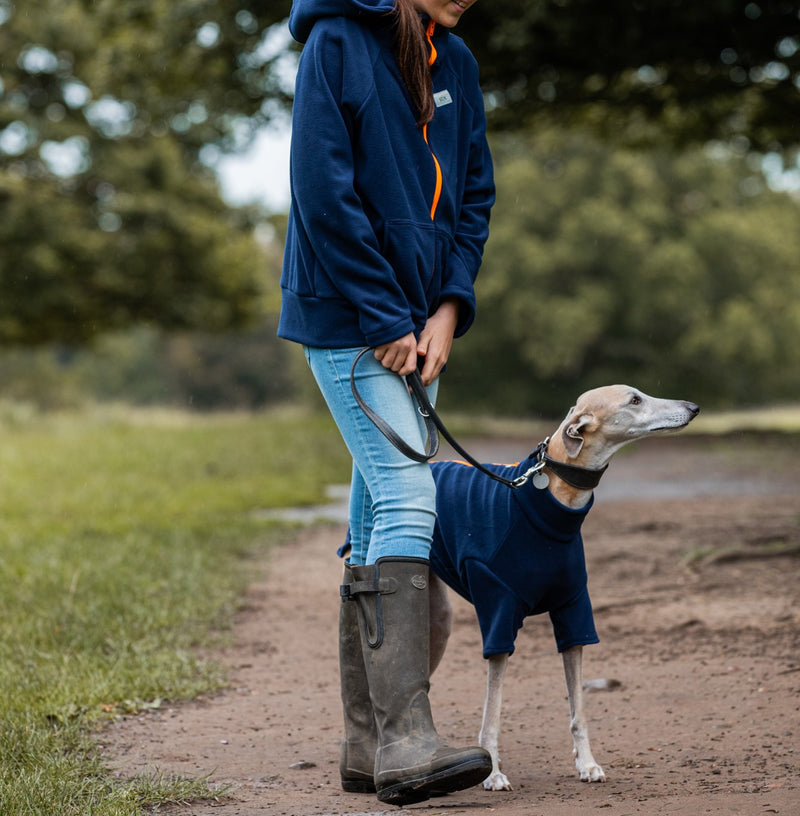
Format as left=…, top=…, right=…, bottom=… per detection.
left=340, top=577, right=398, bottom=600
left=340, top=576, right=396, bottom=650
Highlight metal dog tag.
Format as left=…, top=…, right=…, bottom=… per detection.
left=532, top=471, right=550, bottom=490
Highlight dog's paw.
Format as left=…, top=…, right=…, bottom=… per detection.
left=577, top=760, right=606, bottom=783
left=482, top=770, right=513, bottom=791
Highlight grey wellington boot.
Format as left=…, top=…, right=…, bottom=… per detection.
left=338, top=562, right=378, bottom=793
left=343, top=557, right=491, bottom=806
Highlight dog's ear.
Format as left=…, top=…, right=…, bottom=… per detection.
left=561, top=413, right=593, bottom=458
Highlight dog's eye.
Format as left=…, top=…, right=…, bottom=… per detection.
left=629, top=394, right=642, bottom=405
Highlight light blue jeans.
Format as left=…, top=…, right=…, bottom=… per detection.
left=304, top=346, right=439, bottom=566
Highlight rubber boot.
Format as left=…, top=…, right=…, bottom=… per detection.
left=338, top=562, right=378, bottom=793
left=343, top=557, right=491, bottom=806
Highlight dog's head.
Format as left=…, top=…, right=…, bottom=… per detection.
left=560, top=385, right=699, bottom=459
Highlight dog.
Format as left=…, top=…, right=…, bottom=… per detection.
left=425, top=385, right=700, bottom=791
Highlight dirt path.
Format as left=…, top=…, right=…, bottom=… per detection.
left=103, top=435, right=800, bottom=815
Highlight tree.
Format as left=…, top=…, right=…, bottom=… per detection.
left=459, top=0, right=800, bottom=154
left=0, top=213, right=306, bottom=410
left=443, top=130, right=800, bottom=413
left=0, top=0, right=293, bottom=344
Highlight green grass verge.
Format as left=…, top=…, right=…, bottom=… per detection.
left=0, top=407, right=350, bottom=815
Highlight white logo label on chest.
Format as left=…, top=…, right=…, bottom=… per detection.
left=433, top=89, right=453, bottom=108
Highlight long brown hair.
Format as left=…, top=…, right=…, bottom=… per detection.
left=392, top=0, right=435, bottom=126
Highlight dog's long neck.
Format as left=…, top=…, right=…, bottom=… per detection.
left=543, top=425, right=620, bottom=510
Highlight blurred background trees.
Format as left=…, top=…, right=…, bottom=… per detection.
left=446, top=129, right=800, bottom=413
left=460, top=0, right=800, bottom=153
left=1, top=0, right=799, bottom=414
left=0, top=0, right=292, bottom=343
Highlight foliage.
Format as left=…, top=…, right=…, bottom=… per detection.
left=0, top=321, right=308, bottom=411
left=0, top=0, right=293, bottom=344
left=0, top=146, right=267, bottom=344
left=459, top=0, right=800, bottom=153
left=0, top=407, right=349, bottom=814
left=0, top=209, right=301, bottom=412
left=1, top=0, right=293, bottom=149
left=443, top=130, right=800, bottom=414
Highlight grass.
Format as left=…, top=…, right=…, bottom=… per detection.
left=0, top=406, right=350, bottom=815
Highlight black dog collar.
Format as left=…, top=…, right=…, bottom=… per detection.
left=529, top=439, right=608, bottom=491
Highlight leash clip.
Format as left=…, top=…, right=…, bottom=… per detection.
left=511, top=460, right=545, bottom=488
left=510, top=437, right=550, bottom=488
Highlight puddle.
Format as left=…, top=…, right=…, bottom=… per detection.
left=253, top=484, right=350, bottom=524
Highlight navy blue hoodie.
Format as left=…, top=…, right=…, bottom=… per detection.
left=278, top=0, right=494, bottom=348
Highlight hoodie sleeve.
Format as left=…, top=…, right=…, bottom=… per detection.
left=439, top=55, right=495, bottom=338
left=289, top=22, right=416, bottom=346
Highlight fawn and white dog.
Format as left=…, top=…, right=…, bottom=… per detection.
left=426, top=385, right=699, bottom=791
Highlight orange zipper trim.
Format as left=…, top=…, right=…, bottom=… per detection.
left=426, top=19, right=438, bottom=66
left=422, top=122, right=442, bottom=221
left=424, top=21, right=442, bottom=221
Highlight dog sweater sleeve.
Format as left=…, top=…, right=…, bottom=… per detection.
left=462, top=559, right=528, bottom=658
left=548, top=586, right=599, bottom=652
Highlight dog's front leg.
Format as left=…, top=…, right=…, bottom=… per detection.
left=479, top=653, right=512, bottom=790
left=562, top=646, right=606, bottom=782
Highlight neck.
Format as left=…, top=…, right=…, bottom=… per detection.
left=542, top=429, right=613, bottom=510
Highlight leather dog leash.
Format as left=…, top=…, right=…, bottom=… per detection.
left=350, top=347, right=441, bottom=463
left=350, top=347, right=607, bottom=491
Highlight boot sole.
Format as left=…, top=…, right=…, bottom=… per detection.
left=341, top=777, right=377, bottom=794
left=377, top=754, right=492, bottom=806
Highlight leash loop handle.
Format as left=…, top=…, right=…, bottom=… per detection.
left=350, top=347, right=439, bottom=464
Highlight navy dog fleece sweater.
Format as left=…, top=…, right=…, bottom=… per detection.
left=429, top=457, right=600, bottom=658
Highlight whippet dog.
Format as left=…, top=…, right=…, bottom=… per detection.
left=426, top=385, right=700, bottom=791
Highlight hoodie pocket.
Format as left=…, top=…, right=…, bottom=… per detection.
left=381, top=219, right=444, bottom=318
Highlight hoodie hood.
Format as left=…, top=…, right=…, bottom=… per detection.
left=289, top=0, right=397, bottom=43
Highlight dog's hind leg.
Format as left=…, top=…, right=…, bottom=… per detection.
left=562, top=646, right=606, bottom=782
left=428, top=572, right=452, bottom=674
left=479, top=653, right=513, bottom=790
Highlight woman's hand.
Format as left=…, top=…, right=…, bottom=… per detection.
left=373, top=333, right=419, bottom=377
left=374, top=299, right=460, bottom=385
left=417, top=299, right=459, bottom=386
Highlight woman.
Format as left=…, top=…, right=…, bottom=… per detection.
left=278, top=0, right=494, bottom=805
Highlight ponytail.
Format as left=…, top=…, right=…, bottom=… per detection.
left=392, top=0, right=434, bottom=126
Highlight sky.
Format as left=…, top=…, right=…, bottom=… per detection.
left=214, top=20, right=295, bottom=213
left=216, top=125, right=292, bottom=212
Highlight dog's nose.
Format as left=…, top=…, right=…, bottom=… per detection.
left=684, top=402, right=700, bottom=416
